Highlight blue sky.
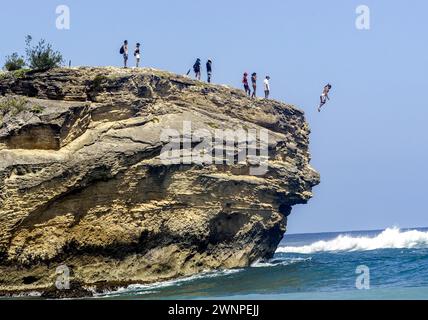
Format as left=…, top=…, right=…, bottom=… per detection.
left=1, top=0, right=427, bottom=233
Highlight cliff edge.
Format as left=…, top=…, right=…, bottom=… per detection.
left=0, top=67, right=319, bottom=296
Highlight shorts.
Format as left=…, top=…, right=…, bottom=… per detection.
left=123, top=53, right=129, bottom=60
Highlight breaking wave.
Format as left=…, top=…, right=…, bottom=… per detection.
left=94, top=269, right=243, bottom=298
left=276, top=228, right=428, bottom=254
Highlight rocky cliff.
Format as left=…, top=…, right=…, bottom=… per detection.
left=0, top=67, right=319, bottom=296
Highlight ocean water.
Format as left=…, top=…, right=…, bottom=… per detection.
left=97, top=227, right=428, bottom=300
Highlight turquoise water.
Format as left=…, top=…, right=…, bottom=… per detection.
left=97, top=227, right=428, bottom=300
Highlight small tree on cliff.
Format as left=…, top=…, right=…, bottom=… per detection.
left=25, top=35, right=63, bottom=70
left=3, top=53, right=26, bottom=71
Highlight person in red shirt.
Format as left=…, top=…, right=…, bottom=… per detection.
left=243, top=72, right=251, bottom=96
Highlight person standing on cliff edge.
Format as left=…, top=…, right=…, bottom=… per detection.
left=120, top=40, right=129, bottom=68
left=243, top=72, right=251, bottom=96
left=193, top=58, right=201, bottom=80
left=134, top=43, right=141, bottom=68
left=318, top=83, right=332, bottom=112
left=264, top=76, right=271, bottom=99
left=206, top=59, right=212, bottom=83
left=251, top=72, right=257, bottom=98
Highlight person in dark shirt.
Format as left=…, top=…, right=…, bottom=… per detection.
left=251, top=73, right=257, bottom=98
left=206, top=59, right=212, bottom=83
left=193, top=58, right=201, bottom=80
left=243, top=72, right=251, bottom=96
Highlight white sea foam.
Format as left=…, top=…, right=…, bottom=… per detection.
left=276, top=228, right=428, bottom=254
left=95, top=268, right=242, bottom=297
left=251, top=257, right=312, bottom=268
left=11, top=291, right=42, bottom=298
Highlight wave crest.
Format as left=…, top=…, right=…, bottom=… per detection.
left=276, top=228, right=428, bottom=254
left=94, top=269, right=242, bottom=297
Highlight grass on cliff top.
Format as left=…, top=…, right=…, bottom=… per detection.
left=0, top=96, right=28, bottom=115
left=0, top=96, right=45, bottom=127
left=11, top=68, right=30, bottom=79
left=0, top=68, right=31, bottom=80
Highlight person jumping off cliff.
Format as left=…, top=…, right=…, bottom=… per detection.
left=318, top=83, right=332, bottom=112
left=120, top=40, right=129, bottom=68
left=243, top=72, right=251, bottom=96
left=134, top=43, right=141, bottom=68
left=251, top=72, right=257, bottom=98
left=193, top=58, right=201, bottom=80
left=206, top=59, right=212, bottom=83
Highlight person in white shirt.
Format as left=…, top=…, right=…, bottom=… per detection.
left=264, top=76, right=271, bottom=99
left=134, top=43, right=141, bottom=68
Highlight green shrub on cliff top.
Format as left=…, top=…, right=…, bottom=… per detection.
left=4, top=53, right=26, bottom=71
left=25, top=35, right=63, bottom=70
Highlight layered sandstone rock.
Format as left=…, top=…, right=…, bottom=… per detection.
left=0, top=67, right=319, bottom=296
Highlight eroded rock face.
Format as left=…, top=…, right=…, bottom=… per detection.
left=0, top=67, right=319, bottom=295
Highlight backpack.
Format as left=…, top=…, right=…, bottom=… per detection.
left=119, top=46, right=124, bottom=55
